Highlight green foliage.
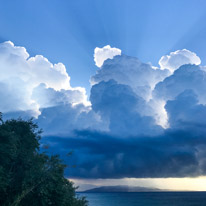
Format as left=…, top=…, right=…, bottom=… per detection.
left=0, top=117, right=88, bottom=206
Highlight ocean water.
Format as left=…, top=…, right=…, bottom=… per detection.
left=78, top=192, right=206, bottom=206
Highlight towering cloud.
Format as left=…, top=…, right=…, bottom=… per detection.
left=91, top=55, right=170, bottom=101
left=154, top=64, right=206, bottom=103
left=2, top=42, right=206, bottom=178
left=165, top=89, right=206, bottom=131
left=0, top=41, right=88, bottom=117
left=90, top=79, right=162, bottom=136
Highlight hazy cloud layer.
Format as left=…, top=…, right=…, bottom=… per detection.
left=2, top=42, right=206, bottom=178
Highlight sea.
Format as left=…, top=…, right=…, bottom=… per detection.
left=78, top=192, right=206, bottom=206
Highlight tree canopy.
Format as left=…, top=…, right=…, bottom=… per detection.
left=0, top=114, right=87, bottom=206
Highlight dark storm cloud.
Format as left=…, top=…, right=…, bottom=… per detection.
left=41, top=125, right=206, bottom=179
left=41, top=83, right=206, bottom=179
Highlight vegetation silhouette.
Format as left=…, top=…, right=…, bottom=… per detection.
left=0, top=113, right=87, bottom=206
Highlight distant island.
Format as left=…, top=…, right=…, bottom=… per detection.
left=83, top=185, right=161, bottom=193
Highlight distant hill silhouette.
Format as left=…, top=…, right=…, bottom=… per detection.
left=83, top=185, right=161, bottom=192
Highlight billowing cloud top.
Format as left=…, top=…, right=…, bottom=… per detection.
left=0, top=41, right=88, bottom=117
left=159, top=49, right=201, bottom=72
left=2, top=42, right=206, bottom=179
left=94, top=45, right=121, bottom=67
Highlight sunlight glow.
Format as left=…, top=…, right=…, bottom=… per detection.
left=72, top=177, right=206, bottom=191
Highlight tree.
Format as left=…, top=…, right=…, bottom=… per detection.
left=0, top=116, right=87, bottom=206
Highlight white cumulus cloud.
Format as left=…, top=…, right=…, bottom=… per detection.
left=2, top=41, right=206, bottom=138
left=159, top=49, right=201, bottom=72
left=94, top=45, right=121, bottom=67
left=0, top=41, right=88, bottom=116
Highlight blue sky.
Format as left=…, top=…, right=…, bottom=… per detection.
left=2, top=0, right=206, bottom=190
left=1, top=0, right=206, bottom=93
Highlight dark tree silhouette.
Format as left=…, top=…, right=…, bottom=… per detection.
left=0, top=114, right=87, bottom=206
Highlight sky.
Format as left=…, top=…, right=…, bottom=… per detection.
left=1, top=0, right=206, bottom=93
left=2, top=0, right=206, bottom=191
